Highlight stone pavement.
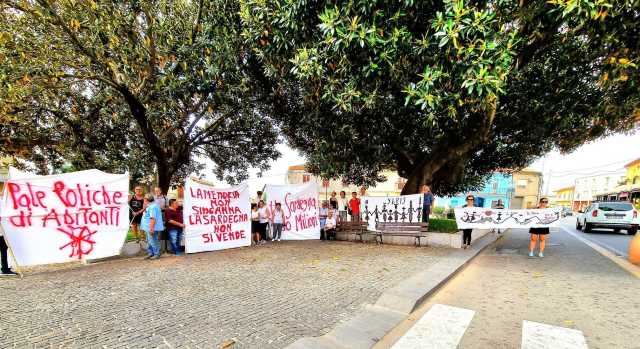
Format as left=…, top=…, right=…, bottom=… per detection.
left=0, top=240, right=449, bottom=348
left=377, top=227, right=640, bottom=349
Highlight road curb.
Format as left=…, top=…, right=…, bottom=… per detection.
left=285, top=232, right=500, bottom=349
left=563, top=227, right=640, bottom=278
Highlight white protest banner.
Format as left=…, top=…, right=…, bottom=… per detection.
left=454, top=207, right=562, bottom=229
left=183, top=178, right=251, bottom=253
left=263, top=183, right=320, bottom=240
left=0, top=167, right=129, bottom=266
left=360, top=194, right=424, bottom=231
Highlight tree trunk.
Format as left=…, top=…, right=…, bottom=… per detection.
left=156, top=159, right=172, bottom=195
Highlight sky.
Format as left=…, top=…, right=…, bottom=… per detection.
left=202, top=131, right=640, bottom=195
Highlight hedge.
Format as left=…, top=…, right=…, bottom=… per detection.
left=429, top=218, right=458, bottom=233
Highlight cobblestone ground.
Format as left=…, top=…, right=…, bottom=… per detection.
left=0, top=241, right=448, bottom=348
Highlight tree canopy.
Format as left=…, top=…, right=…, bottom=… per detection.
left=1, top=0, right=279, bottom=192
left=241, top=0, right=639, bottom=195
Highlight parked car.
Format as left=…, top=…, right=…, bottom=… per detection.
left=561, top=207, right=573, bottom=217
left=576, top=201, right=638, bottom=235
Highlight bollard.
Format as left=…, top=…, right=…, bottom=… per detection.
left=629, top=231, right=640, bottom=265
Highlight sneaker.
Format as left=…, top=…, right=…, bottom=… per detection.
left=528, top=251, right=534, bottom=257
left=0, top=270, right=19, bottom=277
left=144, top=255, right=153, bottom=260
left=150, top=255, right=160, bottom=260
left=539, top=252, right=544, bottom=258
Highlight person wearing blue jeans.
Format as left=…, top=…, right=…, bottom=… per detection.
left=165, top=198, right=185, bottom=255
left=140, top=194, right=165, bottom=260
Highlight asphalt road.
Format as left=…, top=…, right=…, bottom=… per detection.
left=560, top=215, right=634, bottom=258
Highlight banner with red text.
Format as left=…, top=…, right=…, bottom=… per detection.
left=183, top=178, right=251, bottom=253
left=0, top=167, right=129, bottom=266
left=263, top=183, right=320, bottom=240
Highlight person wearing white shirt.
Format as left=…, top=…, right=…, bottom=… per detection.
left=337, top=191, right=349, bottom=223
left=258, top=200, right=271, bottom=243
left=251, top=204, right=260, bottom=245
left=271, top=203, right=285, bottom=241
left=323, top=210, right=337, bottom=241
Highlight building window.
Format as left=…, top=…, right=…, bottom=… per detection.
left=517, top=179, right=527, bottom=187
left=492, top=182, right=498, bottom=193
left=396, top=178, right=406, bottom=190
left=303, top=174, right=310, bottom=183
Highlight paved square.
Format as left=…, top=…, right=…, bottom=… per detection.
left=0, top=241, right=448, bottom=348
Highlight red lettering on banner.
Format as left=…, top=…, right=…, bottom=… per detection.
left=7, top=182, right=47, bottom=210
left=9, top=210, right=32, bottom=227
left=52, top=181, right=122, bottom=208
left=215, top=230, right=245, bottom=242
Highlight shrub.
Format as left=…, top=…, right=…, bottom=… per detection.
left=429, top=218, right=458, bottom=233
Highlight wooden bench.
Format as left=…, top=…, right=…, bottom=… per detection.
left=374, top=222, right=430, bottom=246
left=336, top=221, right=369, bottom=242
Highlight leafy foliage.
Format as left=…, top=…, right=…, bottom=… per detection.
left=1, top=0, right=280, bottom=191
left=241, top=0, right=639, bottom=195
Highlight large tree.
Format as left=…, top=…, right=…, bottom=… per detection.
left=241, top=0, right=640, bottom=195
left=1, top=0, right=279, bottom=192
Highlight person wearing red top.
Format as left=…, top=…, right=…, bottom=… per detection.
left=348, top=191, right=361, bottom=222
left=165, top=199, right=185, bottom=255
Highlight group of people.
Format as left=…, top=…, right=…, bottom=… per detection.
left=250, top=189, right=368, bottom=244
left=128, top=186, right=185, bottom=259
left=459, top=194, right=550, bottom=257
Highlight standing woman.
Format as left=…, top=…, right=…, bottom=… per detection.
left=529, top=198, right=550, bottom=258
left=258, top=200, right=270, bottom=243
left=272, top=203, right=284, bottom=241
left=251, top=203, right=260, bottom=245
left=337, top=191, right=349, bottom=223
left=461, top=195, right=475, bottom=249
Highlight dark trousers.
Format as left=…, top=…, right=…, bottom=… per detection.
left=462, top=229, right=472, bottom=245
left=422, top=205, right=431, bottom=223
left=1, top=236, right=11, bottom=272
left=321, top=228, right=336, bottom=241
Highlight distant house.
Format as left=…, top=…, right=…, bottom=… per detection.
left=286, top=164, right=406, bottom=199
left=511, top=168, right=543, bottom=209
left=552, top=186, right=575, bottom=208
left=435, top=172, right=513, bottom=209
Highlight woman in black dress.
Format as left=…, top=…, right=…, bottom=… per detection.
left=529, top=198, right=550, bottom=258
left=461, top=195, right=475, bottom=249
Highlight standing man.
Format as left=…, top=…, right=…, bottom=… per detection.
left=140, top=194, right=164, bottom=260
left=421, top=185, right=434, bottom=223
left=0, top=229, right=18, bottom=277
left=165, top=199, right=185, bottom=256
left=349, top=192, right=361, bottom=222
left=129, top=186, right=145, bottom=241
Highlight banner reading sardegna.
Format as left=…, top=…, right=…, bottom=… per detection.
left=0, top=167, right=129, bottom=266
left=263, top=183, right=320, bottom=240
left=183, top=178, right=251, bottom=253
left=454, top=207, right=562, bottom=230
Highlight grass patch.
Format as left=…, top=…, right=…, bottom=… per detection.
left=429, top=218, right=458, bottom=233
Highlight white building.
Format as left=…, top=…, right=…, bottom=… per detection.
left=573, top=171, right=626, bottom=211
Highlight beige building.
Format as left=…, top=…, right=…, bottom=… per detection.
left=286, top=165, right=407, bottom=199
left=511, top=168, right=543, bottom=209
